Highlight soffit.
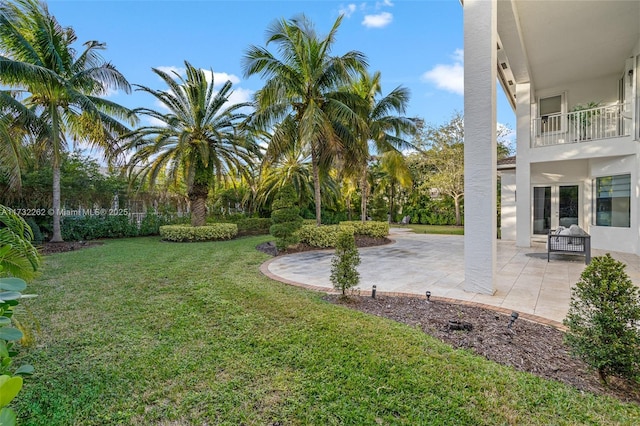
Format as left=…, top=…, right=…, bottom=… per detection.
left=513, top=0, right=640, bottom=90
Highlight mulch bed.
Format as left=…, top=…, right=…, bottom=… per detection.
left=258, top=237, right=640, bottom=406
left=326, top=295, right=640, bottom=405
left=39, top=241, right=103, bottom=255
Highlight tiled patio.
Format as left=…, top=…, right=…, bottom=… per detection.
left=262, top=228, right=640, bottom=327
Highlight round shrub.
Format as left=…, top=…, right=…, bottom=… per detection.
left=563, top=253, right=640, bottom=383
left=339, top=221, right=389, bottom=238
left=159, top=224, right=238, bottom=242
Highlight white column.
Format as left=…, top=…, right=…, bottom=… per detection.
left=463, top=0, right=497, bottom=295
left=515, top=82, right=532, bottom=247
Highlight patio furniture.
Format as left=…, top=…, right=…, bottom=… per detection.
left=547, top=226, right=591, bottom=264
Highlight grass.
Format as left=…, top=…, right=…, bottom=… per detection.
left=12, top=236, right=640, bottom=425
left=402, top=224, right=464, bottom=235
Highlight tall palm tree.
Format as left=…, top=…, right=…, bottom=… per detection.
left=347, top=71, right=416, bottom=223
left=127, top=62, right=259, bottom=227
left=0, top=0, right=136, bottom=242
left=243, top=14, right=368, bottom=226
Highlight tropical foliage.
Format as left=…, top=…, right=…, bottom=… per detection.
left=243, top=14, right=368, bottom=225
left=127, top=61, right=259, bottom=227
left=0, top=0, right=136, bottom=241
left=0, top=206, right=39, bottom=281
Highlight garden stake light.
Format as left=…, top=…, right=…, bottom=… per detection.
left=508, top=311, right=519, bottom=329
left=426, top=291, right=431, bottom=301
left=372, top=285, right=377, bottom=299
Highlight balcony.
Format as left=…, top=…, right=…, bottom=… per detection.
left=531, top=103, right=631, bottom=147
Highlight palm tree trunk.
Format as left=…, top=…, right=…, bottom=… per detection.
left=360, top=167, right=368, bottom=223
left=50, top=106, right=63, bottom=242
left=311, top=151, right=322, bottom=226
left=189, top=183, right=209, bottom=227
left=454, top=195, right=461, bottom=226
left=389, top=182, right=396, bottom=223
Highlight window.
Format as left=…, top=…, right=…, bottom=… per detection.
left=594, top=174, right=630, bottom=227
left=538, top=93, right=566, bottom=134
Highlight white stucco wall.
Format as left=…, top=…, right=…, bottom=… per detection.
left=464, top=0, right=497, bottom=295
left=499, top=170, right=516, bottom=241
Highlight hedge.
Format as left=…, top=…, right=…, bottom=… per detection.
left=296, top=221, right=390, bottom=248
left=339, top=221, right=389, bottom=238
left=236, top=217, right=273, bottom=236
left=297, top=224, right=354, bottom=248
left=159, top=224, right=238, bottom=242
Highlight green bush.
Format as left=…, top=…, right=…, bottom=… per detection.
left=339, top=221, right=389, bottom=238
left=159, top=224, right=238, bottom=242
left=61, top=215, right=138, bottom=241
left=24, top=218, right=43, bottom=244
left=236, top=218, right=272, bottom=236
left=330, top=231, right=361, bottom=295
left=270, top=186, right=303, bottom=250
left=563, top=254, right=640, bottom=384
left=138, top=213, right=169, bottom=236
left=297, top=224, right=354, bottom=248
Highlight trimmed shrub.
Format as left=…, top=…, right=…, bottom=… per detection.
left=159, top=224, right=238, bottom=242
left=297, top=224, right=355, bottom=248
left=236, top=218, right=272, bottom=236
left=270, top=186, right=303, bottom=250
left=330, top=231, right=361, bottom=295
left=340, top=221, right=389, bottom=238
left=563, top=254, right=640, bottom=383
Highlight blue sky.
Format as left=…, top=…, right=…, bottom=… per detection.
left=47, top=0, right=515, bottom=134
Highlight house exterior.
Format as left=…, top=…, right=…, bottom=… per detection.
left=463, top=0, right=640, bottom=294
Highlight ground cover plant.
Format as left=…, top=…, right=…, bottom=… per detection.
left=14, top=236, right=640, bottom=425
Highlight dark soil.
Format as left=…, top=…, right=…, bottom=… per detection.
left=257, top=237, right=640, bottom=406
left=39, top=241, right=103, bottom=255
left=326, top=295, right=639, bottom=405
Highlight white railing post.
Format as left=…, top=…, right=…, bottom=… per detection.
left=531, top=103, right=629, bottom=146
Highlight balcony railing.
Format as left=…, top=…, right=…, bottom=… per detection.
left=532, top=103, right=631, bottom=147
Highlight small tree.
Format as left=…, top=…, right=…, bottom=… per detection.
left=269, top=185, right=303, bottom=251
left=330, top=230, right=361, bottom=295
left=563, top=254, right=640, bottom=384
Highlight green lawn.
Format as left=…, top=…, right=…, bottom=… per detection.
left=401, top=224, right=464, bottom=235
left=14, top=236, right=639, bottom=425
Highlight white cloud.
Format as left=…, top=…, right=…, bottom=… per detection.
left=201, top=70, right=240, bottom=87
left=145, top=116, right=166, bottom=127
left=225, top=87, right=253, bottom=107
left=101, top=87, right=119, bottom=97
left=422, top=49, right=464, bottom=96
left=155, top=66, right=185, bottom=78
left=339, top=4, right=357, bottom=18
left=375, top=0, right=394, bottom=9
left=362, top=11, right=393, bottom=28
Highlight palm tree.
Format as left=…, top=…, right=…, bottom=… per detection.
left=347, top=71, right=416, bottom=223
left=243, top=14, right=368, bottom=226
left=127, top=62, right=259, bottom=227
left=0, top=0, right=137, bottom=242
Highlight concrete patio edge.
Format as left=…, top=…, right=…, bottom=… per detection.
left=259, top=255, right=567, bottom=331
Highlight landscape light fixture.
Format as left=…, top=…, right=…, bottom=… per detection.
left=508, top=311, right=519, bottom=329
left=425, top=291, right=431, bottom=301
left=372, top=285, right=377, bottom=299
